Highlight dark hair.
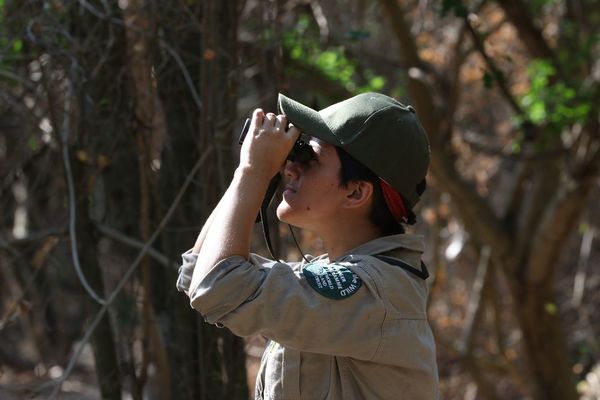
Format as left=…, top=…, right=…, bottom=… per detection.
left=335, top=147, right=422, bottom=236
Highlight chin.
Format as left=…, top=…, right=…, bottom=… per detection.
left=276, top=202, right=293, bottom=223
left=276, top=202, right=303, bottom=227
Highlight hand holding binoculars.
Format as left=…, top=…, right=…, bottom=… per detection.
left=238, top=117, right=316, bottom=165
left=237, top=116, right=313, bottom=261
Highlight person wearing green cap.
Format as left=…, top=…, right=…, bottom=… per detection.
left=177, top=92, right=439, bottom=399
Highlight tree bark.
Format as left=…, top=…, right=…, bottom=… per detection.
left=380, top=1, right=586, bottom=399
left=73, top=161, right=122, bottom=400
left=197, top=1, right=249, bottom=398
left=515, top=284, right=577, bottom=400
left=121, top=1, right=171, bottom=398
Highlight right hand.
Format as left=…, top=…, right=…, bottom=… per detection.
left=238, top=108, right=300, bottom=180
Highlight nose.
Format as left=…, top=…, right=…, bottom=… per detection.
left=283, top=160, right=302, bottom=180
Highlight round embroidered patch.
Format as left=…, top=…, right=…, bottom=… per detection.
left=302, top=262, right=362, bottom=300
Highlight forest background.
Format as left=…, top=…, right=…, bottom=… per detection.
left=0, top=0, right=598, bottom=399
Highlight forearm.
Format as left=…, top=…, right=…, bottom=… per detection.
left=192, top=191, right=227, bottom=254
left=189, top=165, right=271, bottom=294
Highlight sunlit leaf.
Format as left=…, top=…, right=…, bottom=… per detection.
left=12, top=39, right=22, bottom=53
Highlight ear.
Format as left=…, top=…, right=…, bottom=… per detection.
left=343, top=180, right=374, bottom=210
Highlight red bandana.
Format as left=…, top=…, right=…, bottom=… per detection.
left=380, top=179, right=408, bottom=223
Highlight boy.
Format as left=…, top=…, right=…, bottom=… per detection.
left=177, top=92, right=439, bottom=399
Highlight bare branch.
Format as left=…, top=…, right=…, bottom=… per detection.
left=48, top=144, right=215, bottom=397
left=463, top=16, right=526, bottom=118
left=460, top=246, right=491, bottom=354
left=0, top=227, right=66, bottom=250
left=526, top=173, right=596, bottom=284
left=159, top=39, right=203, bottom=111
left=495, top=0, right=557, bottom=61
left=97, top=224, right=178, bottom=269
left=379, top=0, right=512, bottom=260
left=571, top=226, right=596, bottom=307
left=460, top=130, right=566, bottom=160
left=378, top=0, right=437, bottom=126
left=430, top=152, right=512, bottom=259
left=59, top=72, right=107, bottom=306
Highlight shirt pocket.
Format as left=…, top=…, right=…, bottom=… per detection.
left=299, top=351, right=332, bottom=399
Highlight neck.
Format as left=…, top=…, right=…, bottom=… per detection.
left=318, top=218, right=382, bottom=261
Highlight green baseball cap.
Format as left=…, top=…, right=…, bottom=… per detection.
left=278, top=92, right=430, bottom=208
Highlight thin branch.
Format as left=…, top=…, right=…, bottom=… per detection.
left=97, top=224, right=178, bottom=269
left=0, top=227, right=66, bottom=249
left=62, top=4, right=204, bottom=111
left=309, top=0, right=330, bottom=41
left=495, top=0, right=560, bottom=66
left=502, top=160, right=532, bottom=227
left=379, top=0, right=512, bottom=262
left=571, top=226, right=596, bottom=307
left=59, top=70, right=107, bottom=306
left=0, top=69, right=37, bottom=89
left=47, top=144, right=214, bottom=398
left=379, top=0, right=436, bottom=123
left=159, top=39, right=203, bottom=111
left=526, top=173, right=596, bottom=284
left=460, top=245, right=491, bottom=354
left=430, top=151, right=512, bottom=260
left=463, top=16, right=526, bottom=118
left=460, top=130, right=566, bottom=160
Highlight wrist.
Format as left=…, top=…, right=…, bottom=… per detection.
left=235, top=163, right=275, bottom=183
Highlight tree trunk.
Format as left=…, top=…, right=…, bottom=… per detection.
left=197, top=0, right=249, bottom=398
left=515, top=284, right=577, bottom=400
left=121, top=1, right=172, bottom=398
left=74, top=161, right=122, bottom=400
left=379, top=1, right=585, bottom=399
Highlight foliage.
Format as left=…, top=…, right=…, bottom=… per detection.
left=0, top=0, right=599, bottom=399
left=283, top=15, right=386, bottom=93
left=519, top=59, right=591, bottom=132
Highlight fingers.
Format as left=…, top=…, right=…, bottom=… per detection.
left=286, top=122, right=300, bottom=138
left=251, top=108, right=265, bottom=128
left=252, top=109, right=296, bottom=138
left=262, top=112, right=278, bottom=130
left=274, top=114, right=287, bottom=131
left=262, top=112, right=289, bottom=133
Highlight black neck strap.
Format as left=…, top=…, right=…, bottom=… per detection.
left=373, top=255, right=429, bottom=280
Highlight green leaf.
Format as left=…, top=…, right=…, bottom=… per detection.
left=283, top=16, right=386, bottom=96
left=12, top=39, right=23, bottom=54
left=369, top=75, right=385, bottom=91
left=27, top=135, right=38, bottom=152
left=519, top=59, right=592, bottom=133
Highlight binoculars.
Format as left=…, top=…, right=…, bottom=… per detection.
left=238, top=118, right=315, bottom=165
left=237, top=117, right=316, bottom=260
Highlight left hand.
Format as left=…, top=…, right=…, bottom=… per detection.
left=239, top=108, right=300, bottom=179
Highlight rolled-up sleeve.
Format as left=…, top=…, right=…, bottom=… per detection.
left=176, top=249, right=197, bottom=295
left=181, top=252, right=387, bottom=360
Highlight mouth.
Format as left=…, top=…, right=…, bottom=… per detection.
left=283, top=185, right=297, bottom=195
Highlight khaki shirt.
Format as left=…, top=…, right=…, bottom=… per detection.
left=177, top=234, right=439, bottom=400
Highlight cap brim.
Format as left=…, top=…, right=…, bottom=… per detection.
left=278, top=93, right=340, bottom=145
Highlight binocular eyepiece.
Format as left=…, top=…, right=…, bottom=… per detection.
left=238, top=118, right=316, bottom=165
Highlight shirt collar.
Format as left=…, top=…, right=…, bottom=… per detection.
left=334, top=234, right=425, bottom=261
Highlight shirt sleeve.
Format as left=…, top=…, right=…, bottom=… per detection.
left=186, top=253, right=386, bottom=360
left=175, top=249, right=197, bottom=295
